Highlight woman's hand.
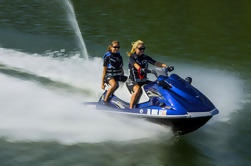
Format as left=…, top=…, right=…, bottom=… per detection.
left=161, top=64, right=167, bottom=67
left=154, top=62, right=167, bottom=68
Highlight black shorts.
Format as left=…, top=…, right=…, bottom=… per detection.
left=105, top=75, right=127, bottom=83
left=126, top=79, right=151, bottom=93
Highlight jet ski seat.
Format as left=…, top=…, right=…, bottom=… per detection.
left=106, top=82, right=149, bottom=104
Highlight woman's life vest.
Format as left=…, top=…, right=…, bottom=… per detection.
left=128, top=53, right=156, bottom=82
left=103, top=52, right=123, bottom=77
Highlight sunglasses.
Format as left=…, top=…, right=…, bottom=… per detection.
left=137, top=47, right=145, bottom=51
left=113, top=46, right=120, bottom=49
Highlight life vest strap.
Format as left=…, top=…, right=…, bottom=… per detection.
left=137, top=66, right=145, bottom=79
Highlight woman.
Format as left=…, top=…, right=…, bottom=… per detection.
left=128, top=40, right=169, bottom=109
left=101, top=41, right=126, bottom=103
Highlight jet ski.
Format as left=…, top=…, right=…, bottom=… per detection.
left=92, top=67, right=219, bottom=135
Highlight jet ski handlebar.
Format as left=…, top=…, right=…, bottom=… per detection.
left=167, top=66, right=174, bottom=72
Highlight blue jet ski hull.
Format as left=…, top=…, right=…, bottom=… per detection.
left=88, top=100, right=218, bottom=135
left=147, top=115, right=212, bottom=135
left=90, top=72, right=219, bottom=135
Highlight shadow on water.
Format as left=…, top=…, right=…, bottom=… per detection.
left=0, top=63, right=92, bottom=96
left=0, top=136, right=212, bottom=166
left=185, top=106, right=251, bottom=166
left=158, top=137, right=212, bottom=166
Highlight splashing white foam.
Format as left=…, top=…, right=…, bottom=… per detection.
left=0, top=48, right=170, bottom=144
left=0, top=74, right=170, bottom=144
left=174, top=64, right=245, bottom=122
left=0, top=47, right=101, bottom=98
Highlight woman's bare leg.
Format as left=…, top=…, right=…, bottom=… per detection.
left=104, top=79, right=117, bottom=102
left=129, top=85, right=141, bottom=109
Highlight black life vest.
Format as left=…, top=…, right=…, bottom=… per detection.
left=103, top=52, right=123, bottom=76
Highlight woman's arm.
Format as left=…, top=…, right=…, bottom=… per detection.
left=145, top=55, right=166, bottom=67
left=154, top=62, right=167, bottom=67
left=101, top=66, right=107, bottom=89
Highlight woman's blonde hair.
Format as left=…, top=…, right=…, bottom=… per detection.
left=107, top=40, right=120, bottom=52
left=127, top=40, right=144, bottom=56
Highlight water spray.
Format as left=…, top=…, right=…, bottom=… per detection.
left=63, top=0, right=89, bottom=59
